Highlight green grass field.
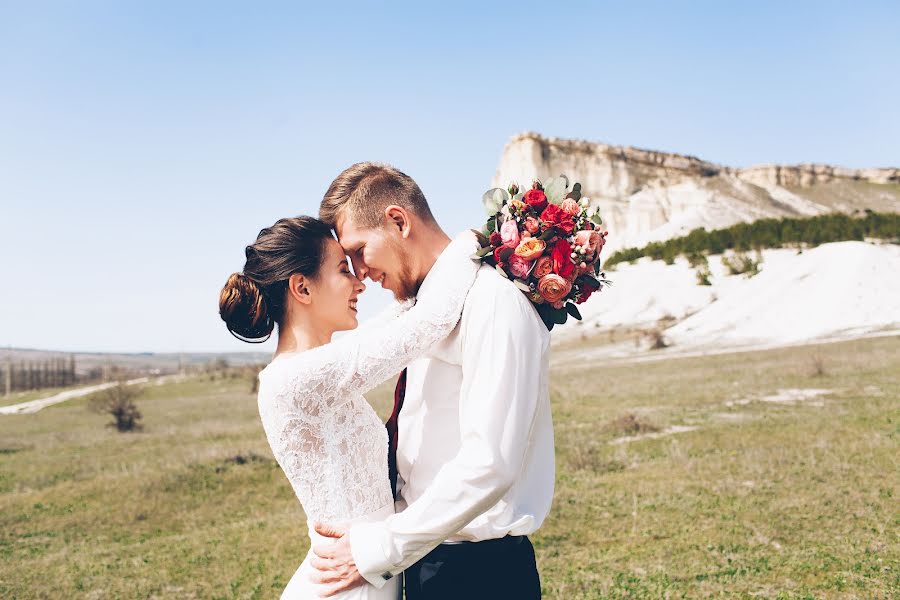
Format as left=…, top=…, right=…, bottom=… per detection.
left=1, top=336, right=898, bottom=599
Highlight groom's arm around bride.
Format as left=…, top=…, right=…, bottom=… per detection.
left=314, top=261, right=555, bottom=600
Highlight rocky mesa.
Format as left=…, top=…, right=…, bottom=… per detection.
left=492, top=132, right=900, bottom=251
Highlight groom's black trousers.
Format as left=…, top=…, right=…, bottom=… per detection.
left=404, top=535, right=541, bottom=599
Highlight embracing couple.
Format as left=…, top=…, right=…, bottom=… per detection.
left=219, top=163, right=554, bottom=599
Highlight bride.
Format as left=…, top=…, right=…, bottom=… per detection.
left=219, top=215, right=477, bottom=599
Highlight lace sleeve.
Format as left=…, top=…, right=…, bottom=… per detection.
left=284, top=232, right=479, bottom=410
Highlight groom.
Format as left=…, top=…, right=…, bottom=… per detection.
left=311, top=162, right=554, bottom=599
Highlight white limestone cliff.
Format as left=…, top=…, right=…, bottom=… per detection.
left=492, top=132, right=900, bottom=251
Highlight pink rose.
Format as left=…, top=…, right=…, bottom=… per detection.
left=500, top=219, right=520, bottom=248
left=538, top=274, right=572, bottom=303
left=574, top=229, right=602, bottom=260
left=508, top=254, right=532, bottom=279
left=524, top=216, right=541, bottom=234
left=561, top=198, right=581, bottom=216
left=533, top=255, right=553, bottom=279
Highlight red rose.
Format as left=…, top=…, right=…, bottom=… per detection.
left=493, top=245, right=513, bottom=267
left=524, top=189, right=548, bottom=212
left=489, top=232, right=503, bottom=247
left=577, top=278, right=601, bottom=304
left=540, top=204, right=576, bottom=234
left=550, top=238, right=575, bottom=279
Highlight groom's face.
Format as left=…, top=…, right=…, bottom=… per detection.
left=335, top=212, right=417, bottom=301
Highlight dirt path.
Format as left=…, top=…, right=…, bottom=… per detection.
left=0, top=377, right=150, bottom=415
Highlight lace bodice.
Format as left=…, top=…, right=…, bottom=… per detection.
left=256, top=234, right=479, bottom=523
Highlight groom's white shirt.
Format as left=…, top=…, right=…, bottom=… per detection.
left=349, top=260, right=555, bottom=587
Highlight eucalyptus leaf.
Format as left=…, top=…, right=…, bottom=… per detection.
left=590, top=213, right=603, bottom=226
left=482, top=188, right=509, bottom=216
left=543, top=176, right=568, bottom=205
left=552, top=308, right=568, bottom=325
left=486, top=217, right=497, bottom=233
left=495, top=264, right=509, bottom=279
left=513, top=279, right=531, bottom=292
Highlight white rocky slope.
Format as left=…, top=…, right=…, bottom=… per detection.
left=556, top=241, right=900, bottom=354
left=492, top=133, right=900, bottom=253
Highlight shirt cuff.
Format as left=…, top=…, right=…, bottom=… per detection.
left=349, top=521, right=396, bottom=589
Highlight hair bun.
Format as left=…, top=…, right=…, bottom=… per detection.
left=219, top=273, right=274, bottom=343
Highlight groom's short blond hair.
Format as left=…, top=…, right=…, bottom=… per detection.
left=319, top=162, right=436, bottom=229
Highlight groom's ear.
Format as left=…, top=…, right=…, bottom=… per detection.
left=383, top=205, right=411, bottom=239
left=287, top=273, right=313, bottom=305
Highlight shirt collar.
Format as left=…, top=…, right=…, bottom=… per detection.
left=414, top=236, right=458, bottom=301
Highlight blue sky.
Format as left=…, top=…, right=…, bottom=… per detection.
left=1, top=1, right=898, bottom=353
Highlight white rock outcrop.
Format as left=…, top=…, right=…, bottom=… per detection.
left=492, top=133, right=900, bottom=251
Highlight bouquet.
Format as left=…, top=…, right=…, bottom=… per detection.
left=473, top=175, right=611, bottom=331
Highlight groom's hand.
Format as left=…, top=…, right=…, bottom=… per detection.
left=310, top=522, right=366, bottom=597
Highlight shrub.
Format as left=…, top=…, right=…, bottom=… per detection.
left=696, top=265, right=712, bottom=286
left=89, top=382, right=144, bottom=432
left=722, top=251, right=761, bottom=277
left=687, top=252, right=708, bottom=268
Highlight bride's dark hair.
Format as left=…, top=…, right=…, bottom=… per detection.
left=219, top=216, right=333, bottom=343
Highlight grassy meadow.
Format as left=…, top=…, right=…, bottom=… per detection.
left=0, top=336, right=898, bottom=598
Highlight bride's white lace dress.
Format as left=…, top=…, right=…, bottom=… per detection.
left=256, top=234, right=478, bottom=599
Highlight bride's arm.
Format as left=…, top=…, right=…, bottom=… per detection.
left=289, top=232, right=479, bottom=407
left=336, top=297, right=415, bottom=340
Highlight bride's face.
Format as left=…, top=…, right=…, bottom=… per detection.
left=308, top=238, right=366, bottom=331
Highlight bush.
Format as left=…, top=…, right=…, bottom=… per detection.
left=687, top=252, right=708, bottom=268
left=696, top=265, right=712, bottom=286
left=90, top=382, right=144, bottom=432
left=722, top=251, right=761, bottom=277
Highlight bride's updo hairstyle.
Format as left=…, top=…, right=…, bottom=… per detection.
left=219, top=216, right=333, bottom=343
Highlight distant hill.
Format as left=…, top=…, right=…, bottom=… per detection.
left=3, top=348, right=269, bottom=376
left=492, top=132, right=900, bottom=252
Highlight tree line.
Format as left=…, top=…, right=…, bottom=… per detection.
left=4, top=355, right=78, bottom=395
left=604, top=211, right=900, bottom=268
